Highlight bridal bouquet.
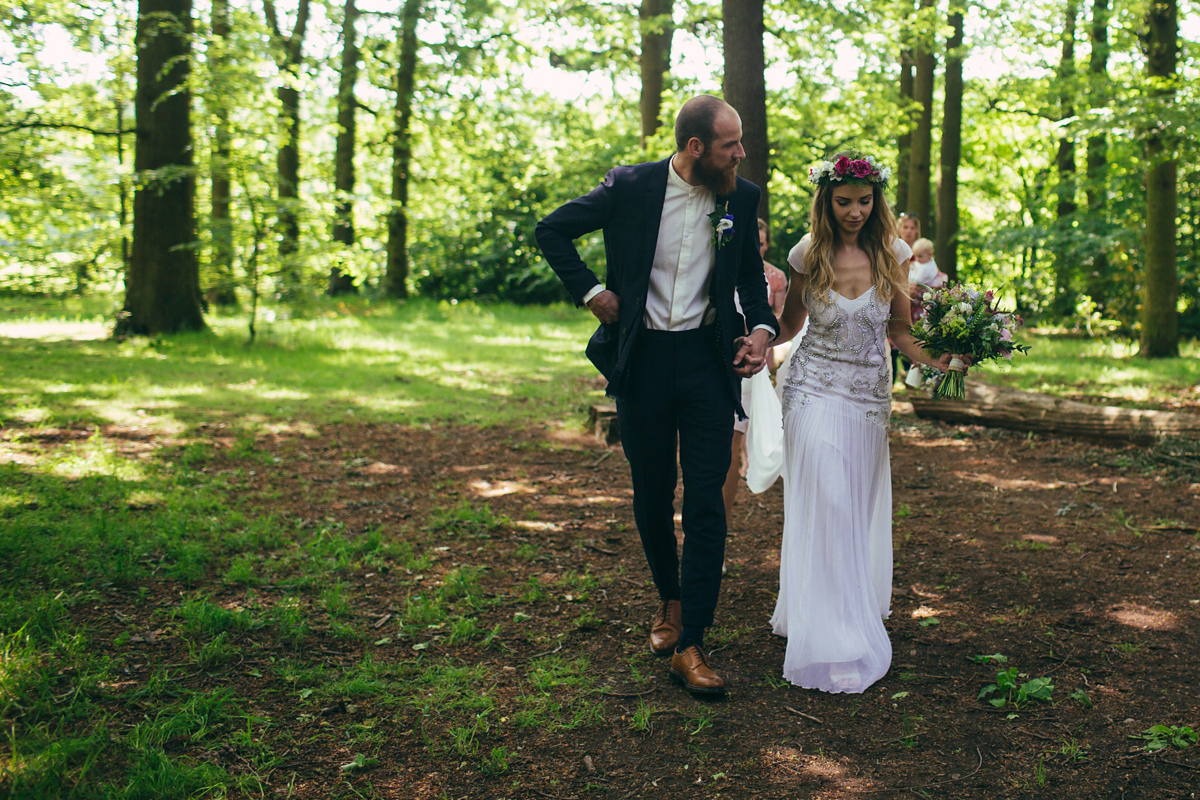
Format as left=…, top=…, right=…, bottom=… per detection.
left=908, top=283, right=1030, bottom=400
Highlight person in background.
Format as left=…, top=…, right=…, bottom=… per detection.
left=897, top=212, right=920, bottom=248
left=723, top=219, right=789, bottom=534
left=907, top=237, right=946, bottom=323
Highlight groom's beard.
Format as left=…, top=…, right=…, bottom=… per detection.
left=694, top=151, right=738, bottom=195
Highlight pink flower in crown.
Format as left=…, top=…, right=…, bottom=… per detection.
left=834, top=155, right=852, bottom=176
left=850, top=159, right=873, bottom=178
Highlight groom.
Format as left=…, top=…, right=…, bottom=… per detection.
left=536, top=96, right=777, bottom=694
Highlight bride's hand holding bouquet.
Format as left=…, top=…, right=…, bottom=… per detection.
left=908, top=283, right=1030, bottom=400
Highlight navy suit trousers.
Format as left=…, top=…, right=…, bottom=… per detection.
left=616, top=327, right=735, bottom=629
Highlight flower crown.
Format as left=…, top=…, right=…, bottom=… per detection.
left=808, top=155, right=891, bottom=186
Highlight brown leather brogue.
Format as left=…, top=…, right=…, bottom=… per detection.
left=669, top=645, right=726, bottom=695
left=648, top=599, right=682, bottom=656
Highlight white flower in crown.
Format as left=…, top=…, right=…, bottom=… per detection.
left=809, top=155, right=890, bottom=185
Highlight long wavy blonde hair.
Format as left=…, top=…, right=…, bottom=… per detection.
left=802, top=154, right=906, bottom=304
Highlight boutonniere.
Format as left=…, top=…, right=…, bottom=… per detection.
left=708, top=202, right=734, bottom=250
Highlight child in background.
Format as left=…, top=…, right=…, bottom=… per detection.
left=907, top=237, right=947, bottom=323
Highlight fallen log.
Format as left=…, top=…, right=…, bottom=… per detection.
left=906, top=382, right=1200, bottom=445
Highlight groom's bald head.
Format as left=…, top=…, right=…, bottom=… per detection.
left=675, top=95, right=736, bottom=153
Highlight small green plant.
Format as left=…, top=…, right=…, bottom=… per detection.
left=1056, top=737, right=1090, bottom=761
left=425, top=500, right=509, bottom=538
left=686, top=707, right=718, bottom=736
left=1033, top=755, right=1047, bottom=787
left=972, top=653, right=1008, bottom=665
left=629, top=698, right=656, bottom=734
left=1068, top=689, right=1092, bottom=707
left=1130, top=725, right=1198, bottom=751
left=481, top=745, right=510, bottom=776
left=978, top=667, right=1054, bottom=709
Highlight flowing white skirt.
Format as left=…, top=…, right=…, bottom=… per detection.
left=769, top=394, right=893, bottom=693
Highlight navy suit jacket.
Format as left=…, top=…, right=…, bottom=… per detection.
left=535, top=158, right=778, bottom=413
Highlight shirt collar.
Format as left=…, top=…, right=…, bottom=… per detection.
left=667, top=155, right=711, bottom=198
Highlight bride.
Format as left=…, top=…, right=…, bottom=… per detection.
left=768, top=153, right=967, bottom=693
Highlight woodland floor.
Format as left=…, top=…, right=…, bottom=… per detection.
left=47, top=396, right=1200, bottom=799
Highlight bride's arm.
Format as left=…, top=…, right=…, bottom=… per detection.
left=773, top=272, right=809, bottom=346
left=887, top=284, right=959, bottom=371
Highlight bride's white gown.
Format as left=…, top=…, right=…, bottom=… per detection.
left=769, top=237, right=910, bottom=693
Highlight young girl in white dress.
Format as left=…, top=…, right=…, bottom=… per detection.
left=767, top=153, right=967, bottom=693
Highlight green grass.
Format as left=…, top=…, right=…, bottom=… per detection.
left=1, top=293, right=1195, bottom=796
left=0, top=295, right=602, bottom=435
left=983, top=330, right=1200, bottom=409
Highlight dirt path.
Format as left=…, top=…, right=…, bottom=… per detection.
left=68, top=407, right=1200, bottom=798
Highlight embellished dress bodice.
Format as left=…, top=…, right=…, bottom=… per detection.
left=780, top=286, right=893, bottom=429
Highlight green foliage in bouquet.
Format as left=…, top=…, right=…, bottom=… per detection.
left=910, top=284, right=1031, bottom=400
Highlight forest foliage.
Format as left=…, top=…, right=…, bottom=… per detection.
left=1, top=0, right=1198, bottom=337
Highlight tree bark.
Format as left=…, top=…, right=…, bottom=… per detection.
left=721, top=0, right=769, bottom=221
left=638, top=0, right=674, bottom=146
left=908, top=382, right=1200, bottom=445
left=936, top=9, right=963, bottom=281
left=264, top=0, right=311, bottom=296
left=385, top=0, right=421, bottom=300
left=117, top=0, right=205, bottom=336
left=329, top=0, right=359, bottom=296
left=896, top=47, right=914, bottom=213
left=1084, top=0, right=1110, bottom=310
left=1141, top=0, right=1178, bottom=357
left=907, top=0, right=936, bottom=238
left=1052, top=0, right=1079, bottom=318
left=208, top=0, right=237, bottom=307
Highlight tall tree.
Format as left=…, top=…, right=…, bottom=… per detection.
left=907, top=0, right=936, bottom=237
left=936, top=7, right=964, bottom=280
left=208, top=0, right=237, bottom=307
left=116, top=0, right=205, bottom=335
left=722, top=0, right=769, bottom=221
left=638, top=0, right=674, bottom=146
left=1052, top=0, right=1079, bottom=317
left=385, top=0, right=420, bottom=300
left=1084, top=0, right=1110, bottom=309
left=263, top=0, right=311, bottom=294
left=1140, top=0, right=1178, bottom=357
left=328, top=0, right=359, bottom=295
left=896, top=46, right=914, bottom=212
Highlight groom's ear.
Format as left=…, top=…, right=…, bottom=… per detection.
left=685, top=137, right=706, bottom=159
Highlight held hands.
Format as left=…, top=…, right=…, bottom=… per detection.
left=732, top=328, right=773, bottom=378
left=586, top=290, right=621, bottom=325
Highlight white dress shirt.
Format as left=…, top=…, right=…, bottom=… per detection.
left=584, top=158, right=773, bottom=337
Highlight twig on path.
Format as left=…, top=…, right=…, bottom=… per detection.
left=861, top=747, right=983, bottom=794
left=1158, top=756, right=1200, bottom=771
left=1016, top=726, right=1054, bottom=741
left=785, top=706, right=823, bottom=724
left=371, top=613, right=392, bottom=629
left=526, top=643, right=564, bottom=660
left=600, top=688, right=657, bottom=698
left=584, top=543, right=618, bottom=556
left=591, top=451, right=613, bottom=468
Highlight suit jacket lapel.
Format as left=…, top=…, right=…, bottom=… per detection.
left=711, top=191, right=734, bottom=303
left=641, top=159, right=670, bottom=274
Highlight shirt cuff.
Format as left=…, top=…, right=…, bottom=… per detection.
left=751, top=324, right=775, bottom=337
left=582, top=285, right=606, bottom=305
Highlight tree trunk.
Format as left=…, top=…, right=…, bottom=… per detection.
left=896, top=47, right=914, bottom=212
left=908, top=0, right=936, bottom=238
left=264, top=0, right=311, bottom=296
left=936, top=9, right=963, bottom=281
left=385, top=0, right=420, bottom=300
left=117, top=0, right=205, bottom=336
left=722, top=0, right=769, bottom=221
left=208, top=0, right=237, bottom=307
left=1085, top=0, right=1110, bottom=310
left=329, top=0, right=359, bottom=296
left=1052, top=0, right=1079, bottom=318
left=908, top=382, right=1200, bottom=445
left=1141, top=0, right=1178, bottom=357
left=638, top=0, right=674, bottom=146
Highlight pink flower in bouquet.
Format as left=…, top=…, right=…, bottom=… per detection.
left=1000, top=328, right=1012, bottom=342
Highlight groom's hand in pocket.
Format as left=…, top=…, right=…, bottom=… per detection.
left=587, top=290, right=621, bottom=325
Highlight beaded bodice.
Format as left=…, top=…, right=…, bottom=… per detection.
left=781, top=286, right=893, bottom=429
